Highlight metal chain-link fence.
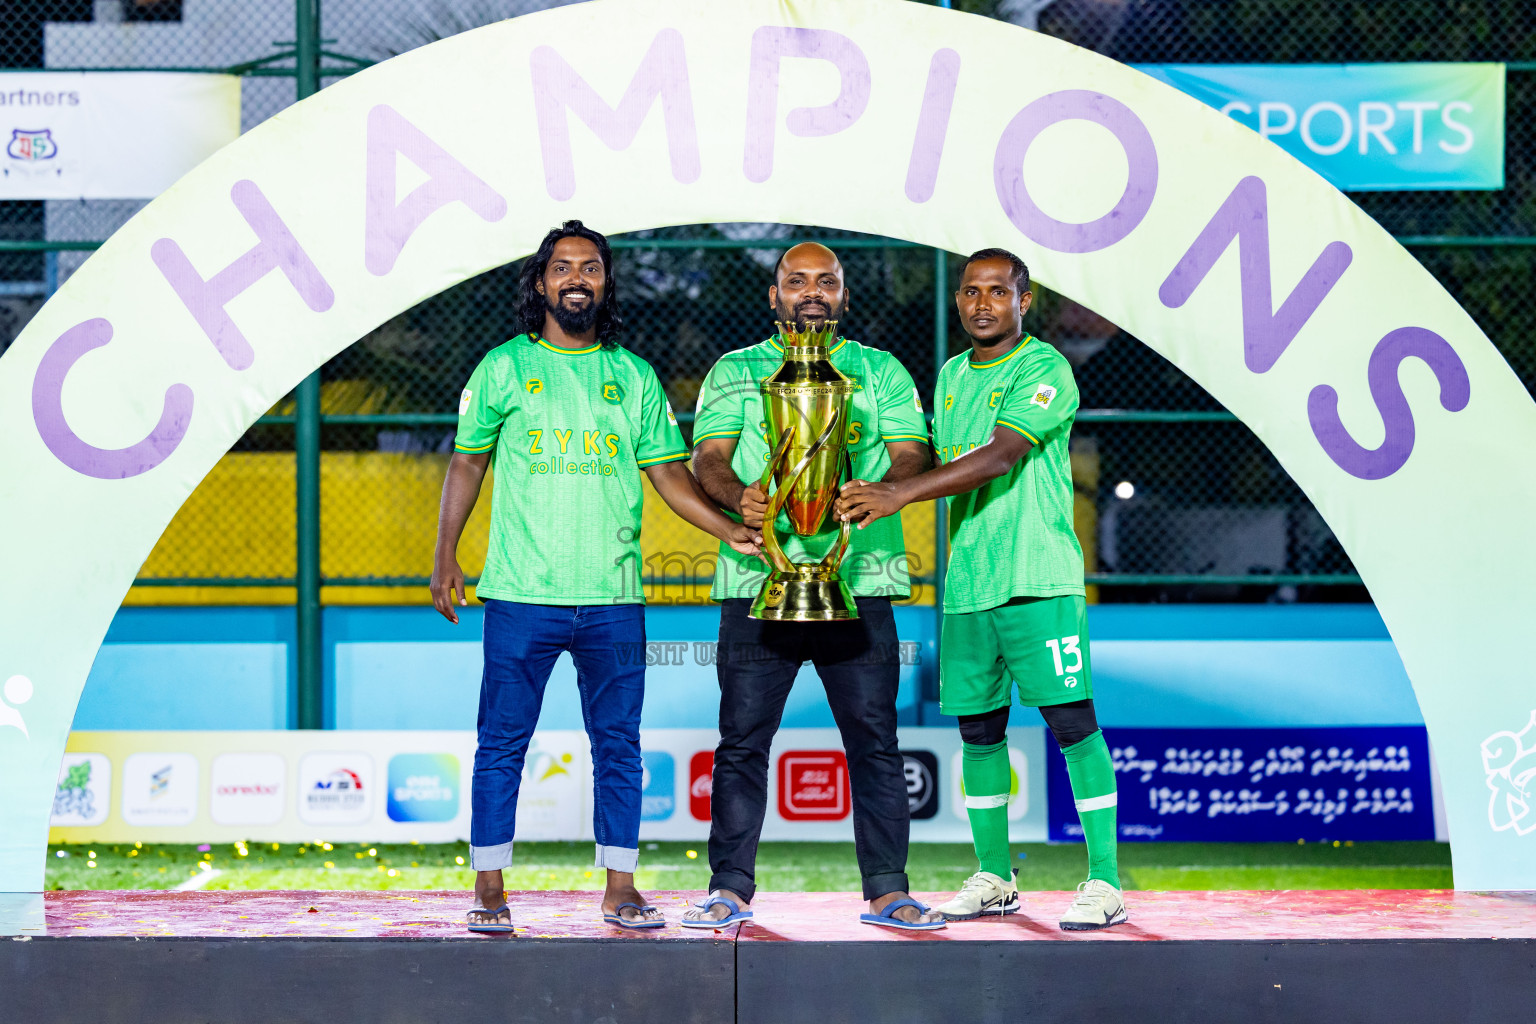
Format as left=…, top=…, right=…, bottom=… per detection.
left=2, top=0, right=1532, bottom=607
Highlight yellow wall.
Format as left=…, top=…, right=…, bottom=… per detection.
left=125, top=447, right=1100, bottom=607
left=124, top=453, right=941, bottom=606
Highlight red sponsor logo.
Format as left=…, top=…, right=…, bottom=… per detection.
left=689, top=751, right=714, bottom=821
left=777, top=750, right=850, bottom=821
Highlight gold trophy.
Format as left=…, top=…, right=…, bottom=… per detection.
left=748, top=320, right=860, bottom=621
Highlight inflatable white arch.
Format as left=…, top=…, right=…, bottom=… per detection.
left=1, top=0, right=1534, bottom=892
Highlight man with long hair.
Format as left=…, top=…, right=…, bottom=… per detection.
left=837, top=248, right=1126, bottom=931
left=430, top=220, right=761, bottom=933
left=682, top=242, right=945, bottom=930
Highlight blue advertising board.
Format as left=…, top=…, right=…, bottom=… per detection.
left=1048, top=727, right=1435, bottom=842
left=1135, top=64, right=1504, bottom=190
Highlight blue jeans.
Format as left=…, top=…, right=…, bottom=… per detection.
left=470, top=600, right=645, bottom=873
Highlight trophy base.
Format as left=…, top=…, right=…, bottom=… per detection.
left=748, top=567, right=859, bottom=622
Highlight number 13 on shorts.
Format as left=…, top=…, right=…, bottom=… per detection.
left=1045, top=636, right=1082, bottom=684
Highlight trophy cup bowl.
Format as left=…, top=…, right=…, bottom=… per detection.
left=748, top=321, right=860, bottom=622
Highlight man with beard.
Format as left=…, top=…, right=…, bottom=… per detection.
left=681, top=242, right=944, bottom=930
left=430, top=220, right=761, bottom=933
left=837, top=249, right=1125, bottom=930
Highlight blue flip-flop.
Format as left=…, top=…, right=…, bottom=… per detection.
left=466, top=904, right=513, bottom=934
left=680, top=895, right=753, bottom=929
left=603, top=902, right=666, bottom=930
left=860, top=898, right=946, bottom=931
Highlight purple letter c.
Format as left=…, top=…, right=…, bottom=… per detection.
left=32, top=318, right=193, bottom=479
left=994, top=90, right=1158, bottom=254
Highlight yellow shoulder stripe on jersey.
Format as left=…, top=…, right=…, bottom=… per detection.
left=637, top=451, right=691, bottom=466
left=454, top=441, right=497, bottom=453
left=995, top=419, right=1040, bottom=445
left=968, top=334, right=1034, bottom=369
left=692, top=429, right=744, bottom=443
left=880, top=434, right=930, bottom=443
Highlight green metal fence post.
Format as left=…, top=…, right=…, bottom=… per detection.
left=294, top=0, right=324, bottom=730
left=931, top=246, right=949, bottom=721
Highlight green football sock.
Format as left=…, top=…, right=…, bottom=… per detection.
left=961, top=740, right=1013, bottom=878
left=1062, top=730, right=1120, bottom=887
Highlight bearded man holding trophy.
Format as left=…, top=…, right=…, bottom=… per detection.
left=682, top=243, right=946, bottom=931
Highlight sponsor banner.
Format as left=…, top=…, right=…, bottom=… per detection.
left=0, top=73, right=241, bottom=199
left=1136, top=63, right=1504, bottom=190
left=120, top=752, right=199, bottom=827
left=49, top=728, right=1047, bottom=844
left=209, top=752, right=284, bottom=826
left=387, top=753, right=460, bottom=824
left=50, top=752, right=109, bottom=828
left=1047, top=727, right=1435, bottom=842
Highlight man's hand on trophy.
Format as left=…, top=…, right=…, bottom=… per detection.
left=739, top=482, right=769, bottom=529
left=725, top=523, right=765, bottom=557
left=837, top=479, right=902, bottom=528
left=430, top=556, right=469, bottom=625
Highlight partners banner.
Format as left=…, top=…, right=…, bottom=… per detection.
left=0, top=73, right=241, bottom=199
left=1135, top=63, right=1504, bottom=190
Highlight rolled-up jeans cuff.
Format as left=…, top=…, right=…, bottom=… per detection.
left=708, top=870, right=756, bottom=905
left=471, top=841, right=513, bottom=872
left=863, top=871, right=910, bottom=902
left=595, top=844, right=639, bottom=873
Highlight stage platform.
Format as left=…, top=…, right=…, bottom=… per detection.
left=3, top=889, right=1534, bottom=1023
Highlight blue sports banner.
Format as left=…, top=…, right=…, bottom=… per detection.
left=1048, top=727, right=1436, bottom=842
left=1135, top=64, right=1504, bottom=190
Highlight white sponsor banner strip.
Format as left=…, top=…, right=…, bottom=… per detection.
left=49, top=728, right=1049, bottom=845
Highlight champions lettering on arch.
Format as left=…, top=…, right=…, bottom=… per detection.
left=29, top=24, right=1470, bottom=485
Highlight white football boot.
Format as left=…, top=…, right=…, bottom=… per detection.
left=1058, top=878, right=1128, bottom=931
left=934, top=870, right=1020, bottom=921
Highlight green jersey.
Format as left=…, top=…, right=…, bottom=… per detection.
left=933, top=334, right=1084, bottom=614
left=693, top=335, right=929, bottom=601
left=455, top=333, right=688, bottom=605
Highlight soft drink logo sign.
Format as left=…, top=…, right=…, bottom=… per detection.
left=777, top=751, right=850, bottom=821
left=689, top=751, right=713, bottom=822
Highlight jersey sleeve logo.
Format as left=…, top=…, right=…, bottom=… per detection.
left=459, top=389, right=472, bottom=414
left=525, top=378, right=544, bottom=394
left=602, top=380, right=626, bottom=404
left=912, top=386, right=923, bottom=413
left=945, top=394, right=953, bottom=410
left=1032, top=384, right=1057, bottom=409
left=665, top=401, right=678, bottom=425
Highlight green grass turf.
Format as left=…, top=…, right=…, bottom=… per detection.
left=45, top=839, right=1452, bottom=892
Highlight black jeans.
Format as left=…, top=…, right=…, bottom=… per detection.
left=707, top=597, right=910, bottom=902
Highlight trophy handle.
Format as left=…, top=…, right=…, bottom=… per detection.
left=757, top=426, right=798, bottom=573
left=818, top=444, right=855, bottom=572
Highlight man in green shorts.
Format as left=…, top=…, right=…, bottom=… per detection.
left=836, top=247, right=1125, bottom=931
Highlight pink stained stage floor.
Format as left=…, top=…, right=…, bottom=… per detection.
left=8, top=889, right=1536, bottom=1023
left=24, top=887, right=1536, bottom=941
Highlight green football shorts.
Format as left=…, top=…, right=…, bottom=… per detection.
left=939, top=594, right=1093, bottom=715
